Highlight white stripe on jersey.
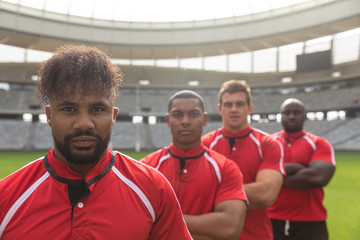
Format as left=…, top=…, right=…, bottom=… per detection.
left=276, top=140, right=285, bottom=175
left=112, top=166, right=156, bottom=222
left=249, top=132, right=263, bottom=159
left=156, top=153, right=171, bottom=170
left=209, top=134, right=223, bottom=150
left=0, top=172, right=50, bottom=237
left=204, top=152, right=222, bottom=183
left=303, top=135, right=317, bottom=151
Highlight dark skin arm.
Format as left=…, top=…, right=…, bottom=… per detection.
left=183, top=199, right=247, bottom=240
left=283, top=160, right=335, bottom=189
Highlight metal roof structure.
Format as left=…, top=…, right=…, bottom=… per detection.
left=0, top=0, right=359, bottom=59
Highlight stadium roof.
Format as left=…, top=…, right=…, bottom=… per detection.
left=0, top=0, right=359, bottom=59
left=0, top=0, right=318, bottom=22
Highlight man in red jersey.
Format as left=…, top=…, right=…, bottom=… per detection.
left=202, top=80, right=285, bottom=240
left=268, top=98, right=336, bottom=240
left=0, top=45, right=192, bottom=240
left=141, top=90, right=248, bottom=240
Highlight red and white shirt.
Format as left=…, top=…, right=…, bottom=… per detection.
left=141, top=143, right=248, bottom=215
left=202, top=126, right=285, bottom=240
left=268, top=130, right=336, bottom=221
left=0, top=148, right=192, bottom=240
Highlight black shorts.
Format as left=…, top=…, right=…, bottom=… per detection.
left=271, top=219, right=328, bottom=240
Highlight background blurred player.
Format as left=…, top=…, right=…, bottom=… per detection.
left=142, top=90, right=248, bottom=240
left=202, top=80, right=284, bottom=240
left=269, top=98, right=336, bottom=240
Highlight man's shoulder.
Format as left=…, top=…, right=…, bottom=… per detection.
left=1, top=157, right=46, bottom=185
left=303, top=131, right=332, bottom=147
left=270, top=131, right=282, bottom=138
left=206, top=148, right=227, bottom=162
left=112, top=150, right=168, bottom=184
left=202, top=128, right=222, bottom=143
left=0, top=157, right=47, bottom=212
left=205, top=148, right=240, bottom=170
left=139, top=148, right=168, bottom=166
left=251, top=127, right=279, bottom=142
left=113, top=150, right=154, bottom=172
left=251, top=127, right=270, bottom=136
left=304, top=131, right=321, bottom=140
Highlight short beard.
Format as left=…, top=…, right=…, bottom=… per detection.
left=283, top=125, right=302, bottom=133
left=53, top=130, right=110, bottom=165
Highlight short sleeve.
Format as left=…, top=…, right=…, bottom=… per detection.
left=311, top=138, right=336, bottom=166
left=214, top=157, right=248, bottom=205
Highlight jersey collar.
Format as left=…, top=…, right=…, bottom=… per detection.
left=44, top=148, right=114, bottom=183
left=221, top=125, right=252, bottom=138
left=168, top=143, right=206, bottom=159
left=280, top=129, right=306, bottom=139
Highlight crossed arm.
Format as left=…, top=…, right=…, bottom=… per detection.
left=183, top=199, right=247, bottom=240
left=283, top=160, right=335, bottom=189
left=243, top=169, right=284, bottom=209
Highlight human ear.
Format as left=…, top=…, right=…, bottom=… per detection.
left=217, top=104, right=222, bottom=116
left=166, top=113, right=170, bottom=127
left=203, top=112, right=208, bottom=126
left=248, top=103, right=254, bottom=114
left=45, top=105, right=52, bottom=126
left=113, top=107, right=119, bottom=124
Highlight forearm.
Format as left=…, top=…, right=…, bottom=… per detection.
left=244, top=182, right=275, bottom=209
left=183, top=201, right=246, bottom=240
left=284, top=168, right=327, bottom=189
left=244, top=170, right=283, bottom=209
left=285, top=163, right=306, bottom=176
left=183, top=213, right=242, bottom=240
left=283, top=161, right=335, bottom=189
left=183, top=214, right=217, bottom=240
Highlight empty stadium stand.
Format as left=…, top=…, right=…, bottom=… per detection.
left=1, top=61, right=360, bottom=151
left=1, top=117, right=359, bottom=151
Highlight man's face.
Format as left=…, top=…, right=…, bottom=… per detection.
left=281, top=102, right=306, bottom=133
left=217, top=92, right=253, bottom=133
left=167, top=98, right=207, bottom=151
left=46, top=85, right=118, bottom=165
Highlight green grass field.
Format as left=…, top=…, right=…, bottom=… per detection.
left=0, top=150, right=359, bottom=239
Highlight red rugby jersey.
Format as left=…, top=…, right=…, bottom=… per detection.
left=202, top=126, right=285, bottom=240
left=268, top=130, right=336, bottom=221
left=0, top=148, right=192, bottom=240
left=141, top=143, right=248, bottom=215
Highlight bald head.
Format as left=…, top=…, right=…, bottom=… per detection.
left=280, top=98, right=305, bottom=112
left=280, top=98, right=306, bottom=133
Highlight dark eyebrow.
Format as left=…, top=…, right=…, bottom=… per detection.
left=92, top=101, right=108, bottom=106
left=55, top=101, right=109, bottom=108
left=56, top=101, right=76, bottom=107
left=91, top=101, right=110, bottom=108
left=170, top=109, right=182, bottom=113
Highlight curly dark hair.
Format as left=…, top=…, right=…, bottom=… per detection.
left=36, top=45, right=123, bottom=104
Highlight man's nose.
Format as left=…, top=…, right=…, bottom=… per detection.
left=230, top=104, right=238, bottom=111
left=73, top=112, right=95, bottom=130
left=288, top=112, right=297, bottom=118
left=181, top=114, right=191, bottom=124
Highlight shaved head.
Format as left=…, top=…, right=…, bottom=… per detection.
left=280, top=98, right=306, bottom=133
left=280, top=98, right=305, bottom=112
